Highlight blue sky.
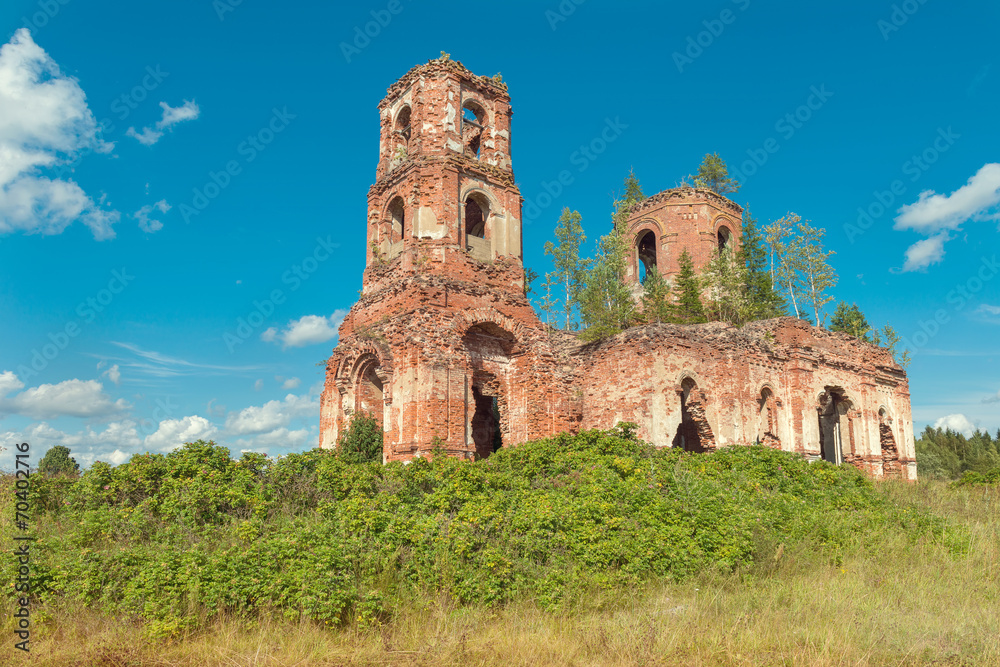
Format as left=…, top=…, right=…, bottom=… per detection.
left=0, top=0, right=997, bottom=468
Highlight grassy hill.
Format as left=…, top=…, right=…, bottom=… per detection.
left=3, top=426, right=998, bottom=665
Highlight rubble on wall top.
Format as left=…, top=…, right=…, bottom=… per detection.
left=382, top=54, right=509, bottom=105
left=628, top=186, right=743, bottom=218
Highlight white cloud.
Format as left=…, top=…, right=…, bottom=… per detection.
left=133, top=199, right=169, bottom=233
left=224, top=393, right=318, bottom=436
left=282, top=377, right=301, bottom=389
left=158, top=100, right=200, bottom=128
left=127, top=100, right=200, bottom=146
left=253, top=379, right=263, bottom=391
left=895, top=163, right=1000, bottom=271
left=144, top=415, right=217, bottom=451
left=977, top=304, right=1000, bottom=316
left=0, top=420, right=142, bottom=468
left=125, top=126, right=162, bottom=146
left=901, top=233, right=949, bottom=272
left=0, top=370, right=25, bottom=396
left=933, top=413, right=976, bottom=437
left=262, top=309, right=349, bottom=348
left=0, top=29, right=119, bottom=240
left=103, top=364, right=121, bottom=385
left=233, top=427, right=311, bottom=450
left=0, top=374, right=129, bottom=419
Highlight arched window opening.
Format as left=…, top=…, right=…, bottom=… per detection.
left=393, top=106, right=411, bottom=147
left=462, top=101, right=486, bottom=159
left=717, top=226, right=732, bottom=253
left=465, top=196, right=487, bottom=239
left=387, top=196, right=405, bottom=242
left=637, top=231, right=657, bottom=284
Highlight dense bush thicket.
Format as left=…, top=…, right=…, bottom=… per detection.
left=3, top=427, right=959, bottom=635
left=915, top=426, right=1000, bottom=481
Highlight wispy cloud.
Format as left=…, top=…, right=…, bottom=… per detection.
left=126, top=100, right=201, bottom=146
left=133, top=199, right=170, bottom=233
left=105, top=342, right=263, bottom=378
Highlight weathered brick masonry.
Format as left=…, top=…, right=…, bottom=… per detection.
left=319, top=56, right=916, bottom=480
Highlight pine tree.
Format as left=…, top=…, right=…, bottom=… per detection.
left=640, top=266, right=671, bottom=324
left=829, top=302, right=874, bottom=341
left=670, top=249, right=706, bottom=324
left=739, top=207, right=785, bottom=319
left=543, top=208, right=587, bottom=330
left=690, top=153, right=740, bottom=194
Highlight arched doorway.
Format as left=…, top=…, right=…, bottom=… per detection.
left=757, top=387, right=780, bottom=448
left=355, top=358, right=385, bottom=433
left=672, top=377, right=715, bottom=452
left=817, top=388, right=852, bottom=464
left=463, top=323, right=515, bottom=459
left=879, top=407, right=901, bottom=477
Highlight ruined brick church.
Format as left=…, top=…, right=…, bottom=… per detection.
left=319, top=56, right=917, bottom=480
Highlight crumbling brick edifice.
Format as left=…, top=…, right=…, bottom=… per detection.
left=319, top=56, right=916, bottom=480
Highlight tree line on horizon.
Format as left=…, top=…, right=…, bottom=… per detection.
left=532, top=154, right=909, bottom=367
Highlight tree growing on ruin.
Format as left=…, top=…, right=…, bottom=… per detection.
left=830, top=302, right=875, bottom=341
left=578, top=171, right=645, bottom=340
left=538, top=271, right=559, bottom=328
left=544, top=208, right=587, bottom=330
left=830, top=301, right=911, bottom=368
left=669, top=249, right=706, bottom=324
left=39, top=445, right=79, bottom=475
left=523, top=267, right=538, bottom=297
left=578, top=223, right=635, bottom=340
left=640, top=266, right=672, bottom=324
left=763, top=214, right=806, bottom=319
left=797, top=221, right=838, bottom=326
left=739, top=208, right=786, bottom=319
left=690, top=153, right=740, bottom=195
left=702, top=245, right=752, bottom=325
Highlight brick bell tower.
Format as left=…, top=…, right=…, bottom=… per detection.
left=319, top=55, right=579, bottom=461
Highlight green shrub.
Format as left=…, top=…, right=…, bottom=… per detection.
left=2, top=428, right=958, bottom=630
left=336, top=412, right=384, bottom=463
